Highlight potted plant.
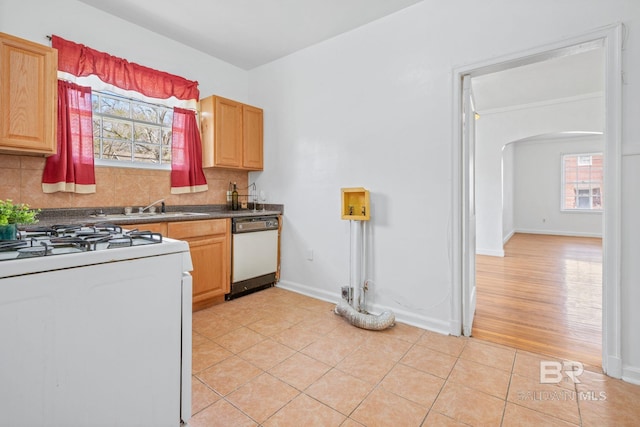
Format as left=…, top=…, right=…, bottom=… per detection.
left=0, top=199, right=39, bottom=240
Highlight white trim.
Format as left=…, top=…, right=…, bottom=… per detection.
left=276, top=280, right=451, bottom=335
left=95, top=160, right=172, bottom=171
left=622, top=144, right=640, bottom=156
left=41, top=182, right=96, bottom=194
left=450, top=70, right=463, bottom=336
left=601, top=23, right=623, bottom=379
left=504, top=132, right=603, bottom=146
left=170, top=184, right=209, bottom=194
left=622, top=365, right=640, bottom=386
left=58, top=71, right=198, bottom=110
left=479, top=92, right=603, bottom=116
left=452, top=23, right=622, bottom=377
left=476, top=248, right=505, bottom=257
left=503, top=230, right=515, bottom=245
left=513, top=229, right=603, bottom=239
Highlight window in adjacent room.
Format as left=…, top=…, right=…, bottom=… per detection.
left=561, top=153, right=603, bottom=211
left=92, top=91, right=173, bottom=169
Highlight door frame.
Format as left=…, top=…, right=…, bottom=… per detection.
left=461, top=75, right=477, bottom=337
left=450, top=24, right=623, bottom=378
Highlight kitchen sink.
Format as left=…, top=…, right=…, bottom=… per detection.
left=91, top=212, right=209, bottom=221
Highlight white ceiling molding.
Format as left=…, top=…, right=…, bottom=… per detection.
left=478, top=92, right=604, bottom=117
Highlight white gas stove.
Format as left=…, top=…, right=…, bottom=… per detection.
left=0, top=223, right=193, bottom=426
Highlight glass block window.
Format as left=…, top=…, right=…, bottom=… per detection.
left=92, top=91, right=173, bottom=168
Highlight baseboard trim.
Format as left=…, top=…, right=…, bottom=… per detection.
left=513, top=228, right=603, bottom=238
left=622, top=365, right=640, bottom=385
left=476, top=248, right=505, bottom=257
left=503, top=230, right=515, bottom=245
left=276, top=280, right=451, bottom=335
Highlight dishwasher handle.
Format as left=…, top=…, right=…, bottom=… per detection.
left=232, top=217, right=279, bottom=233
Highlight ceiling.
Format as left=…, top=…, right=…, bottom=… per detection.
left=78, top=0, right=423, bottom=70
left=78, top=0, right=603, bottom=110
left=472, top=47, right=604, bottom=113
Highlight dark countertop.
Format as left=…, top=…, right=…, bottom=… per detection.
left=31, top=204, right=284, bottom=227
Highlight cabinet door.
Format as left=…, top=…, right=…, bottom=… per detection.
left=0, top=33, right=57, bottom=155
left=200, top=95, right=264, bottom=171
left=188, top=234, right=229, bottom=310
left=168, top=219, right=230, bottom=311
left=242, top=104, right=263, bottom=170
left=212, top=96, right=242, bottom=168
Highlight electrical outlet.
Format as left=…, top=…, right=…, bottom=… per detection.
left=341, top=286, right=352, bottom=303
left=226, top=191, right=232, bottom=202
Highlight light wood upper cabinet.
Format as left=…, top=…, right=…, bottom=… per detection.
left=242, top=104, right=264, bottom=170
left=200, top=95, right=263, bottom=171
left=0, top=32, right=57, bottom=155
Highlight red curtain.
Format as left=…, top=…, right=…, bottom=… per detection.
left=50, top=35, right=207, bottom=193
left=171, top=108, right=208, bottom=194
left=42, top=81, right=96, bottom=193
left=52, top=35, right=199, bottom=101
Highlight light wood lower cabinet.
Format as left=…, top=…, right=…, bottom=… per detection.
left=167, top=219, right=230, bottom=311
left=123, top=219, right=230, bottom=311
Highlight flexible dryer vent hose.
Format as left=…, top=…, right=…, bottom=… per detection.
left=334, top=300, right=395, bottom=331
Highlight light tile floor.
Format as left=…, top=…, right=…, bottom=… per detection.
left=189, top=287, right=640, bottom=426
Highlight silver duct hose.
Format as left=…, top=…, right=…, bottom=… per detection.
left=334, top=300, right=395, bottom=331
left=335, top=214, right=395, bottom=331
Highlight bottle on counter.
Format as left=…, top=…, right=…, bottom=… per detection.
left=232, top=182, right=239, bottom=211
left=227, top=181, right=233, bottom=209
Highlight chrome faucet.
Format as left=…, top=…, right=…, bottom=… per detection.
left=139, top=198, right=166, bottom=214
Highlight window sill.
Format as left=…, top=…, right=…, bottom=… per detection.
left=560, top=209, right=603, bottom=214
left=95, top=160, right=171, bottom=171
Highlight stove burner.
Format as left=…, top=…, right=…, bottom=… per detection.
left=2, top=222, right=165, bottom=262
left=17, top=245, right=49, bottom=258
left=108, top=236, right=133, bottom=249
left=128, top=231, right=163, bottom=244
left=18, top=226, right=57, bottom=238
left=51, top=224, right=83, bottom=235
left=0, top=240, right=30, bottom=251
left=94, top=223, right=123, bottom=234
left=48, top=237, right=93, bottom=252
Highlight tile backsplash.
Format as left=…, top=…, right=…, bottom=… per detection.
left=0, top=154, right=248, bottom=209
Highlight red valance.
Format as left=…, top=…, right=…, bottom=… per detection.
left=52, top=35, right=199, bottom=101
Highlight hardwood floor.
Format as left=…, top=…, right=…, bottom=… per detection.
left=473, top=233, right=602, bottom=368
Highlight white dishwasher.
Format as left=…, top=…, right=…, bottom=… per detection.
left=229, top=216, right=279, bottom=299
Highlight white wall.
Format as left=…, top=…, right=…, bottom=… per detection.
left=512, top=135, right=603, bottom=237
left=475, top=95, right=603, bottom=255
left=502, top=143, right=515, bottom=243
left=0, top=1, right=248, bottom=102
left=248, top=0, right=640, bottom=381
left=3, top=0, right=640, bottom=383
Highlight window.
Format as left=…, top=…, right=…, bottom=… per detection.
left=92, top=91, right=173, bottom=168
left=562, top=153, right=603, bottom=211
